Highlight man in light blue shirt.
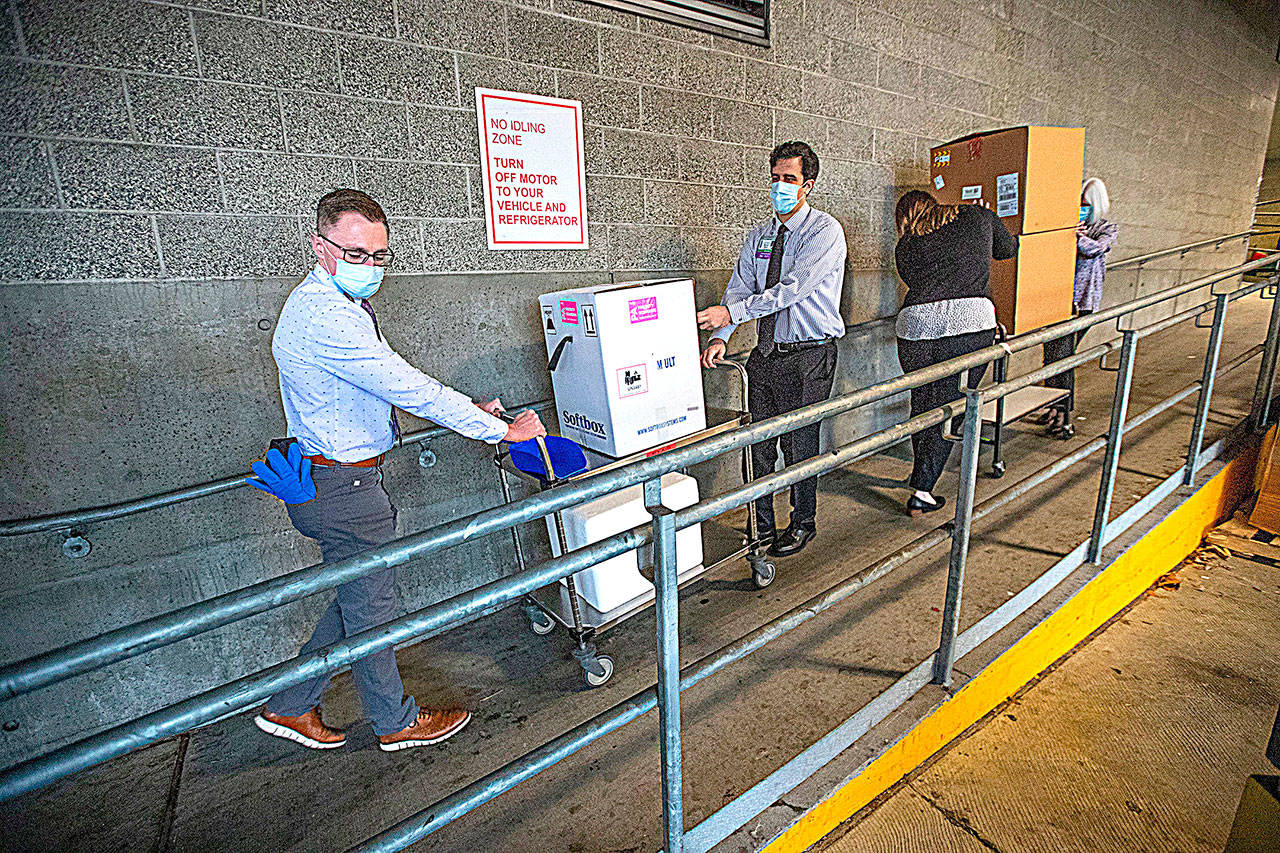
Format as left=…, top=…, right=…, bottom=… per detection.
left=697, top=141, right=846, bottom=558
left=254, top=189, right=545, bottom=753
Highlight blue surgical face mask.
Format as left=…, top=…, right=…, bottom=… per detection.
left=1079, top=204, right=1093, bottom=224
left=770, top=180, right=803, bottom=215
left=330, top=257, right=384, bottom=299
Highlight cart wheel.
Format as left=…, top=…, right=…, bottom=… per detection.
left=752, top=561, right=776, bottom=589
left=989, top=460, right=1006, bottom=479
left=584, top=655, right=615, bottom=688
left=529, top=611, right=555, bottom=636
left=1057, top=423, right=1075, bottom=440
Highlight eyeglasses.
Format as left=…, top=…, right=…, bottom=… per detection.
left=317, top=233, right=394, bottom=267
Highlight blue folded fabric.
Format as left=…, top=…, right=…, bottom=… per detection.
left=509, top=436, right=588, bottom=482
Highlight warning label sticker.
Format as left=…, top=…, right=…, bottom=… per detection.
left=581, top=304, right=597, bottom=337
left=542, top=305, right=556, bottom=335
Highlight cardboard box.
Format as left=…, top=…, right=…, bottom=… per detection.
left=547, top=471, right=703, bottom=615
left=929, top=126, right=1085, bottom=235
left=990, top=228, right=1076, bottom=334
left=539, top=278, right=707, bottom=458
left=929, top=126, right=1084, bottom=333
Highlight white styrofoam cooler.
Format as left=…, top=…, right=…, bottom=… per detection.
left=547, top=472, right=703, bottom=616
left=538, top=278, right=707, bottom=459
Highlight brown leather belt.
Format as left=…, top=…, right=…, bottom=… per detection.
left=304, top=453, right=386, bottom=469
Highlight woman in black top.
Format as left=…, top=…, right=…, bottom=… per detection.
left=893, top=190, right=1018, bottom=517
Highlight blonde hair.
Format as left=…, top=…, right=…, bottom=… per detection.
left=895, top=190, right=960, bottom=238
left=1082, top=177, right=1109, bottom=224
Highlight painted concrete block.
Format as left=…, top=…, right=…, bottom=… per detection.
left=407, top=106, right=481, bottom=166
left=556, top=71, right=641, bottom=130
left=156, top=214, right=307, bottom=279
left=458, top=56, right=556, bottom=102
left=20, top=0, right=196, bottom=75
left=0, top=61, right=131, bottom=140
left=712, top=97, right=772, bottom=148
left=338, top=36, right=455, bottom=104
left=265, top=0, right=394, bottom=37
left=0, top=212, right=158, bottom=280
left=53, top=141, right=222, bottom=213
left=0, top=138, right=56, bottom=208
left=219, top=151, right=353, bottom=216
left=641, top=86, right=714, bottom=139
left=126, top=75, right=285, bottom=150
left=398, top=0, right=510, bottom=57
left=508, top=7, right=599, bottom=74
left=194, top=13, right=340, bottom=92
left=282, top=92, right=408, bottom=159
left=354, top=160, right=468, bottom=219
left=674, top=43, right=745, bottom=100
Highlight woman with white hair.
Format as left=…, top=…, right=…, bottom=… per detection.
left=1041, top=177, right=1118, bottom=437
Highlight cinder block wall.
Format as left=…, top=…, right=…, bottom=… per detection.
left=0, top=0, right=1275, bottom=765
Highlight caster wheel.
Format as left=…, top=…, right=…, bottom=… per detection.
left=989, top=461, right=1006, bottom=479
left=1058, top=424, right=1075, bottom=440
left=752, top=561, right=776, bottom=589
left=529, top=613, right=555, bottom=636
left=584, top=655, right=615, bottom=688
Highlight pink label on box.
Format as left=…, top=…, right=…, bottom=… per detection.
left=628, top=296, right=658, bottom=323
left=559, top=301, right=579, bottom=324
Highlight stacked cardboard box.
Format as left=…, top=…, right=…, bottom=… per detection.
left=930, top=126, right=1086, bottom=334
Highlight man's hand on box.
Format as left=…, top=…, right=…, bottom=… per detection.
left=504, top=410, right=547, bottom=443
left=696, top=305, right=731, bottom=331
left=700, top=339, right=727, bottom=369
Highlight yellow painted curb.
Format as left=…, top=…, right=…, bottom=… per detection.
left=768, top=441, right=1259, bottom=853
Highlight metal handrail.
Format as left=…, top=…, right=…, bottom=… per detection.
left=0, top=398, right=555, bottom=537
left=1108, top=228, right=1274, bottom=270
left=1, top=253, right=1277, bottom=810
left=2, top=252, right=1273, bottom=706
left=1, top=228, right=1273, bottom=541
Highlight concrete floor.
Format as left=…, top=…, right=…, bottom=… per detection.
left=819, top=547, right=1280, bottom=853
left=1, top=295, right=1274, bottom=852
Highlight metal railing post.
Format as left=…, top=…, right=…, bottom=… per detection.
left=1251, top=284, right=1280, bottom=432
left=1184, top=293, right=1229, bottom=485
left=1087, top=329, right=1138, bottom=563
left=645, top=477, right=684, bottom=853
left=932, top=389, right=983, bottom=687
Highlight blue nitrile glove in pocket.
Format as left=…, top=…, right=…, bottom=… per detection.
left=246, top=442, right=316, bottom=504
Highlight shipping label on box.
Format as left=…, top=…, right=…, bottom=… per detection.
left=539, top=278, right=707, bottom=458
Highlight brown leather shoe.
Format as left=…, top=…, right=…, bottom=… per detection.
left=254, top=707, right=346, bottom=749
left=378, top=708, right=471, bottom=752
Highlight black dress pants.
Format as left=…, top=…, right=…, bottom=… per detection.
left=1042, top=309, right=1092, bottom=414
left=896, top=329, right=996, bottom=493
left=746, top=342, right=838, bottom=533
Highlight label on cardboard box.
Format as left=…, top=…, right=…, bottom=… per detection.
left=933, top=175, right=945, bottom=190
left=996, top=172, right=1019, bottom=217
left=560, top=300, right=579, bottom=324
left=962, top=185, right=982, bottom=200
left=628, top=296, right=659, bottom=323
left=617, top=364, right=648, bottom=397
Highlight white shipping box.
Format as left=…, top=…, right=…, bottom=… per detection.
left=547, top=472, right=703, bottom=615
left=539, top=278, right=706, bottom=458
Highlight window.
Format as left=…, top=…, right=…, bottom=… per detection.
left=584, top=0, right=769, bottom=47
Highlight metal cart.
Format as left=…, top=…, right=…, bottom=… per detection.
left=493, top=361, right=775, bottom=688
left=981, top=324, right=1070, bottom=478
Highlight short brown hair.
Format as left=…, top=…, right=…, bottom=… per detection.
left=894, top=189, right=958, bottom=238
left=316, top=188, right=390, bottom=237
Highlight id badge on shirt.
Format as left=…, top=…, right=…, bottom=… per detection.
left=755, top=235, right=775, bottom=260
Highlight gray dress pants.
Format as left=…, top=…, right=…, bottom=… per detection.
left=264, top=465, right=418, bottom=736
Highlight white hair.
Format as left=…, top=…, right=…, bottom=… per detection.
left=1082, top=177, right=1109, bottom=224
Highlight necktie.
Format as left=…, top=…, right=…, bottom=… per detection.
left=756, top=223, right=787, bottom=357
left=360, top=298, right=402, bottom=443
